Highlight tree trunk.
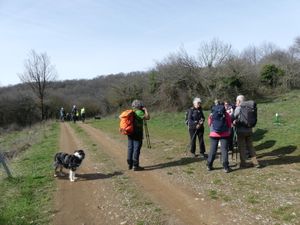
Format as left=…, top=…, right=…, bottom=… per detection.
left=40, top=96, right=44, bottom=121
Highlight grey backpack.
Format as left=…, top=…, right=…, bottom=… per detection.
left=238, top=100, right=257, bottom=128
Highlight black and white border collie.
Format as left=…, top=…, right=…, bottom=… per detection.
left=53, top=150, right=85, bottom=182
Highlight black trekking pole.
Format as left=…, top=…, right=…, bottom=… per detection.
left=144, top=120, right=151, bottom=149
left=185, top=129, right=198, bottom=156
left=233, top=127, right=238, bottom=162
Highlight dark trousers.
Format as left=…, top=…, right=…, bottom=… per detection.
left=81, top=113, right=85, bottom=122
left=237, top=132, right=259, bottom=166
left=207, top=137, right=229, bottom=169
left=228, top=128, right=234, bottom=151
left=127, top=136, right=143, bottom=167
left=189, top=128, right=205, bottom=154
left=72, top=115, right=77, bottom=123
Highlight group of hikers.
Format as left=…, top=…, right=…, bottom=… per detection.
left=121, top=95, right=261, bottom=173
left=59, top=105, right=86, bottom=123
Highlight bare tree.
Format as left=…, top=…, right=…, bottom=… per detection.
left=18, top=50, right=57, bottom=120
left=241, top=45, right=262, bottom=65
left=198, top=38, right=232, bottom=68
left=289, top=36, right=300, bottom=60
left=259, top=42, right=278, bottom=59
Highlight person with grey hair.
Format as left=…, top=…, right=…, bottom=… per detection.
left=187, top=97, right=206, bottom=158
left=127, top=99, right=150, bottom=171
left=233, top=95, right=261, bottom=168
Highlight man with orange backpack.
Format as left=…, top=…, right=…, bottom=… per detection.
left=120, top=100, right=150, bottom=171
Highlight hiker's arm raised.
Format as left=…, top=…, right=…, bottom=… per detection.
left=143, top=107, right=150, bottom=120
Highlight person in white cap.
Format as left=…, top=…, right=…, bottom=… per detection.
left=187, top=97, right=207, bottom=158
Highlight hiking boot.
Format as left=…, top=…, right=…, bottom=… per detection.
left=224, top=168, right=232, bottom=173
left=254, top=164, right=262, bottom=169
left=199, top=153, right=207, bottom=159
left=190, top=153, right=197, bottom=158
left=133, top=166, right=144, bottom=171
left=207, top=166, right=213, bottom=171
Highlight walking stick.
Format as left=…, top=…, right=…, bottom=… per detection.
left=233, top=127, right=238, bottom=162
left=144, top=120, right=151, bottom=149
left=185, top=129, right=198, bottom=156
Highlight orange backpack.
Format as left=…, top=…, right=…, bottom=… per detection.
left=119, top=110, right=135, bottom=135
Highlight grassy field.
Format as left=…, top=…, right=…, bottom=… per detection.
left=87, top=90, right=300, bottom=224
left=0, top=122, right=59, bottom=225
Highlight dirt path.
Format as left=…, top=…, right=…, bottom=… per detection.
left=52, top=123, right=107, bottom=225
left=78, top=123, right=234, bottom=225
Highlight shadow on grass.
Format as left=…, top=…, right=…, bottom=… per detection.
left=255, top=140, right=276, bottom=151
left=144, top=157, right=200, bottom=171
left=258, top=145, right=299, bottom=165
left=56, top=171, right=123, bottom=181
left=253, top=128, right=268, bottom=142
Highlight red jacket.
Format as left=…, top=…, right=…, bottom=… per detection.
left=208, top=112, right=232, bottom=138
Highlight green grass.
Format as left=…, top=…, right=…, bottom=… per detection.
left=246, top=195, right=260, bottom=204
left=272, top=205, right=297, bottom=222
left=212, top=178, right=222, bottom=185
left=253, top=91, right=300, bottom=166
left=0, top=122, right=59, bottom=225
left=208, top=189, right=218, bottom=200
left=0, top=123, right=46, bottom=155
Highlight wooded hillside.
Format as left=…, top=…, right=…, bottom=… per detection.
left=1, top=37, right=300, bottom=128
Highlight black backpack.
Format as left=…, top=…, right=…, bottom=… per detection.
left=238, top=100, right=257, bottom=128
left=211, top=105, right=227, bottom=132
left=185, top=108, right=192, bottom=126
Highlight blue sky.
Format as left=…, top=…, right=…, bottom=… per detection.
left=0, top=0, right=300, bottom=86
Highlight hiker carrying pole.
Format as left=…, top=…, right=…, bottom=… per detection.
left=125, top=100, right=150, bottom=171
left=186, top=97, right=207, bottom=159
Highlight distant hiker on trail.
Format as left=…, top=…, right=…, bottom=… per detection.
left=187, top=97, right=206, bottom=159
left=60, top=107, right=65, bottom=122
left=81, top=107, right=86, bottom=122
left=123, top=100, right=150, bottom=171
left=207, top=101, right=232, bottom=173
left=233, top=95, right=261, bottom=169
left=66, top=112, right=71, bottom=121
left=76, top=111, right=80, bottom=121
left=71, top=105, right=78, bottom=123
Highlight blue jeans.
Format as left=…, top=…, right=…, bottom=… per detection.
left=207, top=137, right=229, bottom=169
left=127, top=136, right=143, bottom=167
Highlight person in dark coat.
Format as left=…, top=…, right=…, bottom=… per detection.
left=187, top=97, right=206, bottom=158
